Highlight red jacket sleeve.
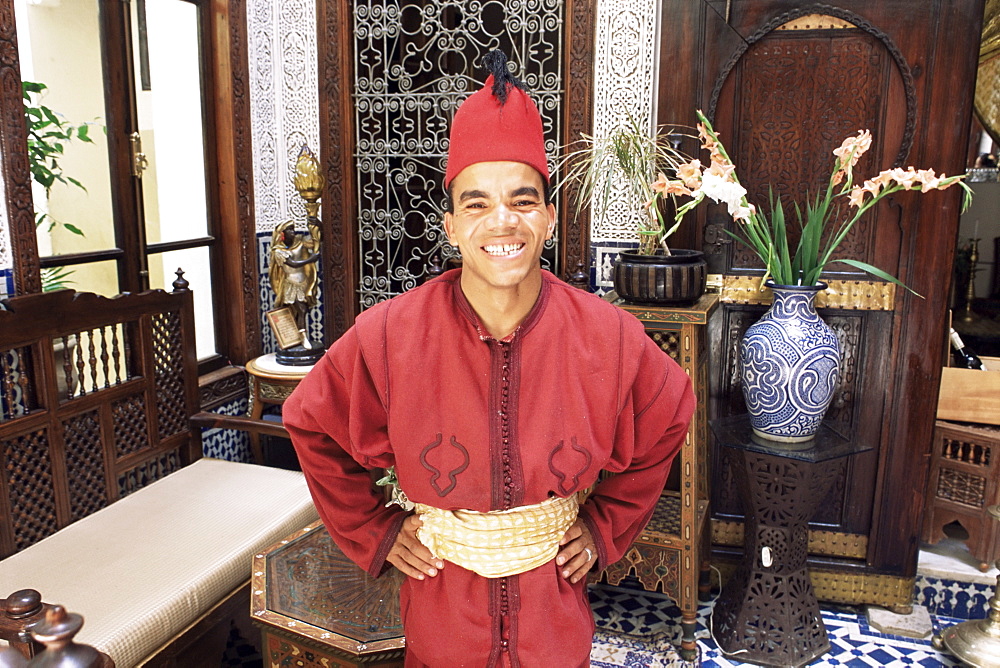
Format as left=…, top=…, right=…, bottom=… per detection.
left=577, top=334, right=696, bottom=568
left=283, top=324, right=407, bottom=577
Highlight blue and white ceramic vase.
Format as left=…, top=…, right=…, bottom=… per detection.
left=740, top=281, right=841, bottom=442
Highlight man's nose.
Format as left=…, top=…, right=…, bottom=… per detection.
left=486, top=203, right=518, bottom=230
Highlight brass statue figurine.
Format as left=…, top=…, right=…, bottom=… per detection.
left=268, top=145, right=326, bottom=365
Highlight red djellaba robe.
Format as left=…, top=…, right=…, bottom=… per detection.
left=284, top=269, right=695, bottom=667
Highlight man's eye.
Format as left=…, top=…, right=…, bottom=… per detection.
left=515, top=199, right=536, bottom=207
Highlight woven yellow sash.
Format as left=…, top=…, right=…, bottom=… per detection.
left=414, top=495, right=579, bottom=578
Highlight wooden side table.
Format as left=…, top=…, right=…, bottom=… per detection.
left=601, top=292, right=718, bottom=659
left=251, top=521, right=405, bottom=667
left=922, top=420, right=1000, bottom=571
left=245, top=353, right=314, bottom=464
left=709, top=415, right=872, bottom=667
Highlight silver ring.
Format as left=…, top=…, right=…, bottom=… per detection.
left=584, top=547, right=593, bottom=562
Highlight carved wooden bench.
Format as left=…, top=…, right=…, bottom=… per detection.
left=0, top=284, right=319, bottom=666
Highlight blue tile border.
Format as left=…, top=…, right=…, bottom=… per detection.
left=590, top=241, right=636, bottom=295
left=0, top=268, right=11, bottom=300
left=914, top=574, right=992, bottom=620
left=199, top=396, right=252, bottom=463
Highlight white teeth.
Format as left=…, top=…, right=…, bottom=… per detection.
left=483, top=243, right=524, bottom=256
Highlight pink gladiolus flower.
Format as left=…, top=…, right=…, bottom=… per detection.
left=848, top=187, right=866, bottom=208
left=891, top=167, right=921, bottom=190
left=936, top=176, right=964, bottom=190
left=915, top=169, right=940, bottom=192
left=665, top=181, right=693, bottom=196
left=677, top=160, right=703, bottom=189
left=651, top=172, right=670, bottom=194
left=871, top=171, right=895, bottom=189
left=697, top=123, right=717, bottom=150
left=832, top=130, right=872, bottom=168
left=706, top=160, right=736, bottom=181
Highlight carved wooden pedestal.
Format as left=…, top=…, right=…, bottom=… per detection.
left=710, top=416, right=871, bottom=667
left=604, top=293, right=718, bottom=661
left=245, top=353, right=313, bottom=464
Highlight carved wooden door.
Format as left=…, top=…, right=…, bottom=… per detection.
left=659, top=0, right=984, bottom=609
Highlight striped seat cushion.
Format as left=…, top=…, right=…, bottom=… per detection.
left=0, top=458, right=319, bottom=666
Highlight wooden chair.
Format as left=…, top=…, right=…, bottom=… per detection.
left=0, top=280, right=319, bottom=666
left=0, top=591, right=113, bottom=667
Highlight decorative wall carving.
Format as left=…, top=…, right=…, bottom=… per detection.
left=560, top=0, right=596, bottom=287
left=0, top=0, right=39, bottom=294
left=229, top=0, right=263, bottom=360
left=728, top=33, right=886, bottom=271
left=0, top=150, right=9, bottom=271
left=590, top=0, right=658, bottom=245
left=247, top=0, right=320, bottom=234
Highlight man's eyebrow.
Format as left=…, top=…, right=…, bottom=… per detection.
left=510, top=186, right=540, bottom=199
left=458, top=189, right=489, bottom=203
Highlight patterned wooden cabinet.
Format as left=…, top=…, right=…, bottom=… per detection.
left=602, top=292, right=718, bottom=658
left=922, top=420, right=1000, bottom=571
left=657, top=0, right=984, bottom=610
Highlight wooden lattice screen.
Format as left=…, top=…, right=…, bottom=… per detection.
left=0, top=288, right=200, bottom=558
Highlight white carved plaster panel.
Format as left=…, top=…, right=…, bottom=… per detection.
left=0, top=148, right=10, bottom=272
left=248, top=0, right=320, bottom=234
left=591, top=0, right=658, bottom=245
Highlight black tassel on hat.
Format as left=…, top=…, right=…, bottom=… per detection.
left=483, top=49, right=527, bottom=105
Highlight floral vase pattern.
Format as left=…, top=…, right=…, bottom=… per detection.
left=740, top=282, right=841, bottom=442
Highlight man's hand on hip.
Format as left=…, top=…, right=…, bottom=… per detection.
left=557, top=519, right=597, bottom=583
left=387, top=514, right=444, bottom=580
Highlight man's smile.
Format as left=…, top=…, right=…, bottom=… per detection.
left=482, top=243, right=526, bottom=257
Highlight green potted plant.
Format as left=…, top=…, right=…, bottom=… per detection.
left=561, top=114, right=706, bottom=304
left=666, top=110, right=972, bottom=442
left=23, top=80, right=96, bottom=291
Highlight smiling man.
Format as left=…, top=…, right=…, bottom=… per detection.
left=285, top=51, right=695, bottom=667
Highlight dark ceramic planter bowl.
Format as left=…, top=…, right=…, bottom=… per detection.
left=612, top=249, right=707, bottom=305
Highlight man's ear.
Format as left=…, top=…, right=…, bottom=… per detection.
left=443, top=211, right=456, bottom=245
left=545, top=203, right=556, bottom=240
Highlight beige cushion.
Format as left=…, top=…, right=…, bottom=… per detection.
left=0, top=458, right=319, bottom=667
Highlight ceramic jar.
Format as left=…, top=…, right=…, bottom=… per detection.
left=739, top=281, right=841, bottom=442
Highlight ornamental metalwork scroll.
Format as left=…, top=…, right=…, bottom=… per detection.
left=353, top=0, right=564, bottom=308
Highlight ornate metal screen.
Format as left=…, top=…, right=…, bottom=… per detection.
left=353, top=0, right=564, bottom=308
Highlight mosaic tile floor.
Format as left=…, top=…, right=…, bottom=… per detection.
left=588, top=577, right=974, bottom=667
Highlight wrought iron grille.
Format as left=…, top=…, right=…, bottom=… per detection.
left=353, top=0, right=564, bottom=308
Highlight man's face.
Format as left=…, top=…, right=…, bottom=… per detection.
left=443, top=161, right=555, bottom=299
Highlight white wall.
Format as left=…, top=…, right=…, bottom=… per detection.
left=957, top=180, right=1000, bottom=299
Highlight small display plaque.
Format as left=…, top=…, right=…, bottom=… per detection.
left=265, top=307, right=304, bottom=349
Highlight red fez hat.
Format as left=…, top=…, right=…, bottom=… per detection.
left=444, top=50, right=549, bottom=188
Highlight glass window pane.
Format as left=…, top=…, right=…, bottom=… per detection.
left=16, top=0, right=117, bottom=259
left=43, top=260, right=120, bottom=297
left=134, top=0, right=209, bottom=245
left=149, top=246, right=217, bottom=360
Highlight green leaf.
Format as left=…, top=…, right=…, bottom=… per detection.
left=62, top=223, right=85, bottom=236
left=41, top=107, right=61, bottom=126
left=831, top=258, right=923, bottom=297
left=66, top=176, right=87, bottom=192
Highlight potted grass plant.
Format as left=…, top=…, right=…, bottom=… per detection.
left=663, top=110, right=972, bottom=442
left=561, top=115, right=706, bottom=304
